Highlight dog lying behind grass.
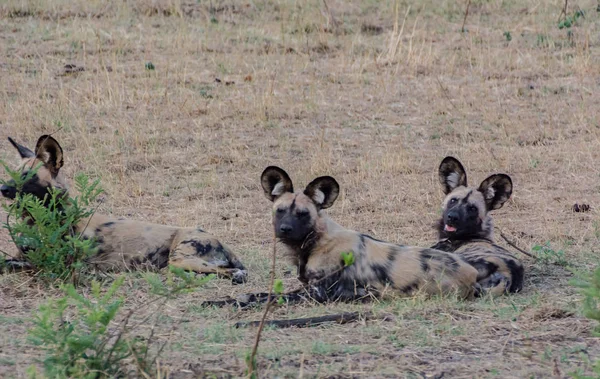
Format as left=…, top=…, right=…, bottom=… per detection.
left=431, top=156, right=524, bottom=295
left=204, top=166, right=481, bottom=307
left=0, top=135, right=248, bottom=283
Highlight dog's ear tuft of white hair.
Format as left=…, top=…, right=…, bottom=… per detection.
left=438, top=156, right=467, bottom=194
left=304, top=176, right=340, bottom=209
left=478, top=174, right=513, bottom=211
left=261, top=166, right=294, bottom=201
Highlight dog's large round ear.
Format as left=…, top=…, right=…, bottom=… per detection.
left=304, top=176, right=339, bottom=210
left=34, top=135, right=64, bottom=175
left=478, top=174, right=513, bottom=211
left=261, top=166, right=294, bottom=202
left=438, top=156, right=467, bottom=194
left=8, top=137, right=35, bottom=159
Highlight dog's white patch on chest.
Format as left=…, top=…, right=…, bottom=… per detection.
left=312, top=189, right=325, bottom=205
left=271, top=182, right=286, bottom=196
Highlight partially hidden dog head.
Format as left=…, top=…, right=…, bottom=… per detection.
left=1, top=135, right=68, bottom=203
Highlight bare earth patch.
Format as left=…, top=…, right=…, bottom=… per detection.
left=1, top=0, right=600, bottom=377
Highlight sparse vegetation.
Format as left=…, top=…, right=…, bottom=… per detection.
left=571, top=266, right=600, bottom=377
left=27, top=268, right=212, bottom=378
left=532, top=242, right=568, bottom=266
left=1, top=0, right=600, bottom=377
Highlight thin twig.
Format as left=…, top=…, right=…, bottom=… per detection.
left=102, top=307, right=137, bottom=368
left=435, top=77, right=459, bottom=112
left=235, top=311, right=382, bottom=329
left=4, top=213, right=26, bottom=257
left=499, top=231, right=534, bottom=258
left=0, top=248, right=14, bottom=258
left=76, top=197, right=104, bottom=239
left=322, top=0, right=339, bottom=33
left=461, top=0, right=472, bottom=33
left=151, top=300, right=191, bottom=367
left=558, top=0, right=568, bottom=22
left=247, top=231, right=277, bottom=377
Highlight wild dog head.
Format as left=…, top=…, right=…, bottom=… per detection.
left=437, top=157, right=512, bottom=241
left=1, top=135, right=68, bottom=203
left=260, top=166, right=339, bottom=247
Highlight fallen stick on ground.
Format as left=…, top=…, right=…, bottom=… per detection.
left=498, top=231, right=534, bottom=259
left=235, top=311, right=386, bottom=329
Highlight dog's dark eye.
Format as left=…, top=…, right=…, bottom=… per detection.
left=468, top=205, right=478, bottom=213
left=296, top=210, right=309, bottom=217
left=449, top=198, right=457, bottom=204
left=276, top=208, right=285, bottom=214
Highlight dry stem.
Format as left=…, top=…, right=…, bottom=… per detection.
left=246, top=231, right=277, bottom=377
left=461, top=0, right=472, bottom=33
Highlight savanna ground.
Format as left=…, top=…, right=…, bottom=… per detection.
left=1, top=0, right=600, bottom=377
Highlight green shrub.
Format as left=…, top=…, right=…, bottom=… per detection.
left=28, top=277, right=136, bottom=378
left=27, top=268, right=213, bottom=378
left=1, top=162, right=103, bottom=282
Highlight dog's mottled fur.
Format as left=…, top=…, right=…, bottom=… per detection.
left=1, top=135, right=247, bottom=283
left=431, top=157, right=524, bottom=295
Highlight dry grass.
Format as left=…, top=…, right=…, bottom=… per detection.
left=1, top=0, right=600, bottom=377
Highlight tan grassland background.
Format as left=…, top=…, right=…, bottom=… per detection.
left=1, top=0, right=600, bottom=377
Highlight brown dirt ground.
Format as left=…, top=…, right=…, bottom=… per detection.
left=1, top=0, right=600, bottom=377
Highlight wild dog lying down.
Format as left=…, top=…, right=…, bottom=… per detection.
left=431, top=157, right=524, bottom=295
left=0, top=135, right=248, bottom=283
left=205, top=167, right=479, bottom=307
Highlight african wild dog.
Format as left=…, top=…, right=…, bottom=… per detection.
left=0, top=135, right=248, bottom=283
left=250, top=166, right=480, bottom=304
left=431, top=156, right=524, bottom=295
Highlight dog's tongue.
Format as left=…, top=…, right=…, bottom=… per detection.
left=444, top=224, right=457, bottom=232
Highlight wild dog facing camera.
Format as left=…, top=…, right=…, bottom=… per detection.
left=261, top=166, right=339, bottom=245
left=438, top=156, right=512, bottom=240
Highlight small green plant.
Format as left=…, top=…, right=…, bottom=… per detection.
left=341, top=251, right=355, bottom=267
left=144, top=62, right=155, bottom=70
left=28, top=267, right=213, bottom=378
left=536, top=34, right=550, bottom=47
left=570, top=266, right=600, bottom=377
left=559, top=9, right=584, bottom=29
left=532, top=242, right=568, bottom=266
left=1, top=163, right=103, bottom=282
left=503, top=31, right=512, bottom=41
left=273, top=278, right=286, bottom=305
left=198, top=86, right=213, bottom=99
left=28, top=276, right=136, bottom=378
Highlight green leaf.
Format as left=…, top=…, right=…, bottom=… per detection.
left=273, top=279, right=284, bottom=295
left=341, top=251, right=355, bottom=267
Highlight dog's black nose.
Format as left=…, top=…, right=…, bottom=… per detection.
left=0, top=184, right=16, bottom=199
left=279, top=224, right=292, bottom=234
left=446, top=211, right=458, bottom=223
